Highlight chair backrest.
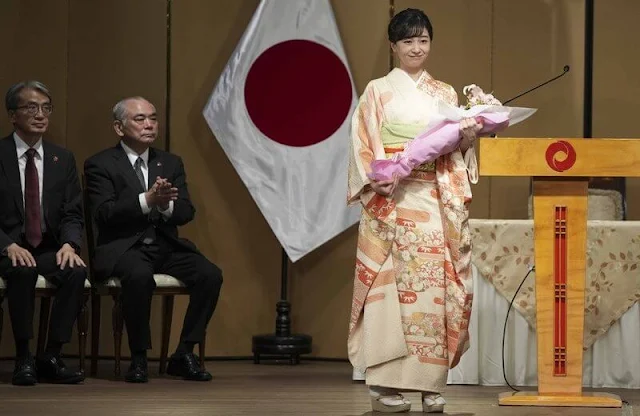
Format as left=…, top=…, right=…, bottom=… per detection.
left=528, top=188, right=623, bottom=221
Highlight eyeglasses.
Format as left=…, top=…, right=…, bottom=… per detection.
left=14, top=103, right=54, bottom=116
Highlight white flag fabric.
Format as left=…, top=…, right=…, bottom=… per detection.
left=203, top=0, right=361, bottom=262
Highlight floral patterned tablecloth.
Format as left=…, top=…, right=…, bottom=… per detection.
left=470, top=219, right=640, bottom=348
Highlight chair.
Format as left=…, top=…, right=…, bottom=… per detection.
left=0, top=275, right=91, bottom=372
left=82, top=176, right=205, bottom=377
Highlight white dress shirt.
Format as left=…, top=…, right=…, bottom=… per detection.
left=14, top=132, right=46, bottom=231
left=120, top=141, right=173, bottom=218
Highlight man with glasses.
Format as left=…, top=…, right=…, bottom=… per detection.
left=0, top=81, right=86, bottom=385
left=84, top=96, right=222, bottom=383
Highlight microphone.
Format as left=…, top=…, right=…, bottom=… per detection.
left=502, top=65, right=570, bottom=105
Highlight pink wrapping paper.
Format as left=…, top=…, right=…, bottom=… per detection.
left=367, top=112, right=513, bottom=182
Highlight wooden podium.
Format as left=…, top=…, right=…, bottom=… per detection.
left=478, top=137, right=637, bottom=408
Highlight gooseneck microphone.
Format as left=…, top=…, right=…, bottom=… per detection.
left=502, top=65, right=571, bottom=105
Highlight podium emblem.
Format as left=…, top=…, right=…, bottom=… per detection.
left=545, top=140, right=577, bottom=172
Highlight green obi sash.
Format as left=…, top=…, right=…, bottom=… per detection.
left=380, top=122, right=436, bottom=172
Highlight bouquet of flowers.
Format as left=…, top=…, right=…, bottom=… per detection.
left=462, top=84, right=502, bottom=108
left=367, top=84, right=537, bottom=181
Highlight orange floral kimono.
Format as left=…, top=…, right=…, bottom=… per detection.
left=347, top=68, right=478, bottom=392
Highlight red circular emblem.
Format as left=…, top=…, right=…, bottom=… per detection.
left=244, top=40, right=353, bottom=147
left=545, top=140, right=576, bottom=172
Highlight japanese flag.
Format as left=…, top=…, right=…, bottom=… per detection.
left=203, top=0, right=360, bottom=262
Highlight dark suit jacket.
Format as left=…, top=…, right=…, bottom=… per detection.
left=0, top=134, right=83, bottom=253
left=83, top=143, right=198, bottom=279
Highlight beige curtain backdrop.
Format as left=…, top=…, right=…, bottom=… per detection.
left=0, top=0, right=637, bottom=359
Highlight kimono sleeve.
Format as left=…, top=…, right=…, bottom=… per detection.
left=447, top=84, right=479, bottom=184
left=347, top=81, right=384, bottom=205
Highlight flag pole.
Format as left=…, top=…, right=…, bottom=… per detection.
left=251, top=247, right=312, bottom=364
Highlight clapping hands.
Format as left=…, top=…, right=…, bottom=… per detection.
left=146, top=176, right=178, bottom=210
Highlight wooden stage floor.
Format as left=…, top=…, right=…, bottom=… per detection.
left=0, top=359, right=636, bottom=415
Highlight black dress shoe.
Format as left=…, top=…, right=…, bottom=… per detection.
left=125, top=356, right=148, bottom=383
left=36, top=355, right=85, bottom=384
left=166, top=353, right=212, bottom=381
left=13, top=356, right=37, bottom=386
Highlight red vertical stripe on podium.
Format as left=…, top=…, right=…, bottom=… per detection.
left=554, top=206, right=567, bottom=376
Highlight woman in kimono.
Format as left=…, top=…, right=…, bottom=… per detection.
left=347, top=8, right=482, bottom=413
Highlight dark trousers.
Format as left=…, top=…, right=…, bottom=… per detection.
left=110, top=234, right=223, bottom=352
left=0, top=237, right=86, bottom=349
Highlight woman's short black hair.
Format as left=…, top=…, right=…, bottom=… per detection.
left=388, top=8, right=433, bottom=43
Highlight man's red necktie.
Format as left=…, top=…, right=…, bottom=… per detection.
left=25, top=148, right=42, bottom=247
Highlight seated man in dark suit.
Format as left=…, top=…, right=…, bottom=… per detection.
left=0, top=81, right=86, bottom=385
left=84, top=96, right=223, bottom=383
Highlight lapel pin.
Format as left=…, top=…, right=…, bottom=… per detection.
left=53, top=156, right=59, bottom=162
left=157, top=162, right=162, bottom=167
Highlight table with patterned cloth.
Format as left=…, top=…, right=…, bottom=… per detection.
left=470, top=219, right=640, bottom=349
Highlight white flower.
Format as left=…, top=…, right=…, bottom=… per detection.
left=463, top=83, right=502, bottom=107
left=463, top=84, right=479, bottom=97
left=401, top=251, right=412, bottom=261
